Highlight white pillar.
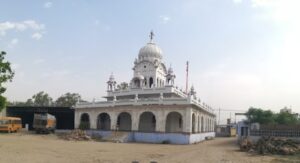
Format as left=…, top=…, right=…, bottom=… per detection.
left=155, top=111, right=166, bottom=132
left=132, top=111, right=139, bottom=131
left=110, top=112, right=118, bottom=130
left=90, top=112, right=97, bottom=129
left=74, top=110, right=80, bottom=129
left=184, top=108, right=192, bottom=133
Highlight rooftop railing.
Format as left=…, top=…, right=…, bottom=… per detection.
left=76, top=96, right=215, bottom=114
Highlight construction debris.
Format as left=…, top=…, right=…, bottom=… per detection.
left=61, top=129, right=91, bottom=141
left=240, top=138, right=253, bottom=152
left=240, top=137, right=300, bottom=155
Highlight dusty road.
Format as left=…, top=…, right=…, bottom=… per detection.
left=0, top=133, right=282, bottom=163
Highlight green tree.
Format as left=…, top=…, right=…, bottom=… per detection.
left=275, top=111, right=298, bottom=125
left=55, top=93, right=81, bottom=107
left=0, top=51, right=14, bottom=112
left=31, top=91, right=53, bottom=106
left=246, top=107, right=276, bottom=124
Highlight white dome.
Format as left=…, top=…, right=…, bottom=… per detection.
left=138, top=42, right=163, bottom=62
left=168, top=67, right=174, bottom=74
left=109, top=73, right=115, bottom=81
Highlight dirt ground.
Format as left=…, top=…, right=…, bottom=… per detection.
left=0, top=132, right=298, bottom=163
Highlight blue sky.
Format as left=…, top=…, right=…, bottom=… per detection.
left=1, top=0, right=300, bottom=118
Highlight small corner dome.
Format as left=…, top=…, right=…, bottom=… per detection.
left=138, top=42, right=163, bottom=61
left=168, top=67, right=174, bottom=74
left=108, top=73, right=115, bottom=81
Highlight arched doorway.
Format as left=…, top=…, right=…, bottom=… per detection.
left=79, top=113, right=90, bottom=130
left=149, top=77, right=153, bottom=88
left=192, top=113, right=196, bottom=133
left=117, top=112, right=132, bottom=131
left=165, top=112, right=183, bottom=132
left=97, top=113, right=111, bottom=130
left=144, top=78, right=147, bottom=87
left=134, top=79, right=141, bottom=88
left=138, top=112, right=156, bottom=132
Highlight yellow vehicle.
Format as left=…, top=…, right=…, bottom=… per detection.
left=0, top=117, right=22, bottom=133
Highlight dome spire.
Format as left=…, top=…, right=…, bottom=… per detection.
left=149, top=30, right=155, bottom=43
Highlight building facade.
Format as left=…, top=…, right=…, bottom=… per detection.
left=75, top=32, right=216, bottom=144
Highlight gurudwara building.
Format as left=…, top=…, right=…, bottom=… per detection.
left=75, top=32, right=216, bottom=144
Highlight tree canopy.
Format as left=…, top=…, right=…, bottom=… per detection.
left=30, top=91, right=53, bottom=106
left=0, top=51, right=14, bottom=112
left=275, top=111, right=299, bottom=125
left=10, top=92, right=82, bottom=107
left=55, top=93, right=81, bottom=107
left=246, top=107, right=299, bottom=125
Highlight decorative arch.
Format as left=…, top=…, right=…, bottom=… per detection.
left=165, top=112, right=183, bottom=132
left=138, top=112, right=156, bottom=132
left=97, top=113, right=111, bottom=130
left=79, top=113, right=90, bottom=130
left=117, top=112, right=132, bottom=131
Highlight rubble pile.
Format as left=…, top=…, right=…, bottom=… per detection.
left=240, top=137, right=300, bottom=155
left=240, top=138, right=253, bottom=152
left=62, top=129, right=91, bottom=141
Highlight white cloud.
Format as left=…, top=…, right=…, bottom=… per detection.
left=44, top=2, right=53, bottom=8
left=0, top=20, right=45, bottom=36
left=23, top=20, right=45, bottom=30
left=159, top=15, right=171, bottom=24
left=32, top=32, right=43, bottom=40
left=252, top=0, right=300, bottom=27
left=0, top=22, right=15, bottom=36
left=233, top=0, right=243, bottom=4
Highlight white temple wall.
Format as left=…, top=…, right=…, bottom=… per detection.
left=75, top=105, right=213, bottom=134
